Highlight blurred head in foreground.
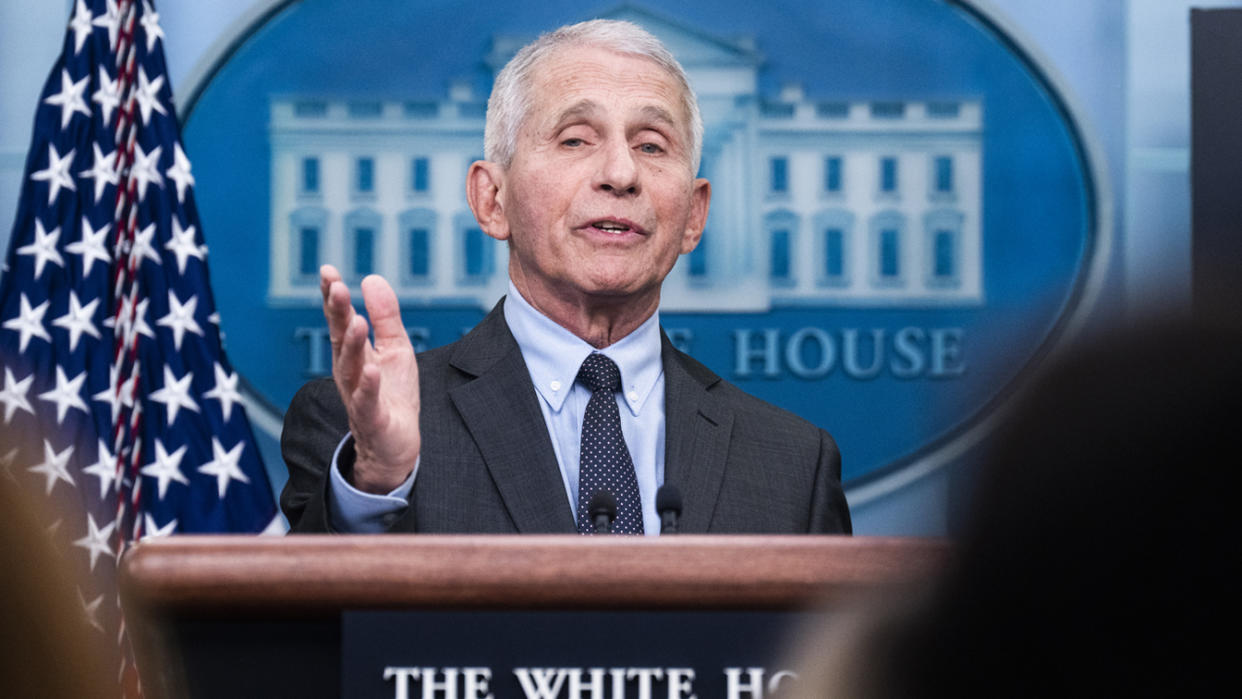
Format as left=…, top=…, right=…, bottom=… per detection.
left=789, top=316, right=1240, bottom=697
left=0, top=479, right=115, bottom=699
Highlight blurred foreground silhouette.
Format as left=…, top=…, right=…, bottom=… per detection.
left=788, top=316, right=1240, bottom=697
left=0, top=479, right=116, bottom=698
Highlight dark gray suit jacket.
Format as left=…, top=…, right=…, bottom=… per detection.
left=280, top=300, right=851, bottom=534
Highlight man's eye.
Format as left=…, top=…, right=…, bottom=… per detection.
left=562, top=138, right=585, bottom=147
left=638, top=143, right=664, bottom=154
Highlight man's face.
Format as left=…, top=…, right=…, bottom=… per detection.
left=491, top=46, right=710, bottom=317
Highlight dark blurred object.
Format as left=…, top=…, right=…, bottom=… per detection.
left=1192, top=8, right=1242, bottom=330
left=0, top=479, right=115, bottom=699
left=789, top=316, right=1240, bottom=697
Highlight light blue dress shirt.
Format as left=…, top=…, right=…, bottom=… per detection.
left=327, top=281, right=667, bottom=535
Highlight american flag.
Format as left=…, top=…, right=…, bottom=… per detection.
left=0, top=0, right=278, bottom=690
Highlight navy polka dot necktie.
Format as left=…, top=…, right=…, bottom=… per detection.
left=575, top=352, right=644, bottom=535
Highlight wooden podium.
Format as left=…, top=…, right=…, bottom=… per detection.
left=121, top=535, right=948, bottom=698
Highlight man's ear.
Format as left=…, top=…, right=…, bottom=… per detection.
left=680, top=177, right=712, bottom=254
left=466, top=160, right=510, bottom=241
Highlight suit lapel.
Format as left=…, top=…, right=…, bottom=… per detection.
left=448, top=302, right=577, bottom=533
left=662, top=334, right=734, bottom=534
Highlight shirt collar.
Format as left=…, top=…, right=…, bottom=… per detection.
left=503, top=281, right=663, bottom=417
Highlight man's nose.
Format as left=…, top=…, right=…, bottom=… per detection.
left=596, top=139, right=640, bottom=196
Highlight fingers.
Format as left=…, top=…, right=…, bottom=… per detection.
left=321, top=265, right=355, bottom=352
left=331, top=292, right=387, bottom=452
left=319, top=264, right=342, bottom=301
left=360, top=275, right=412, bottom=353
left=333, top=312, right=370, bottom=393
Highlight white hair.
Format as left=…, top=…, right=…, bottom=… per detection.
left=483, top=19, right=703, bottom=174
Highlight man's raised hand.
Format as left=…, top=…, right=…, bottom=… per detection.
left=320, top=265, right=421, bottom=493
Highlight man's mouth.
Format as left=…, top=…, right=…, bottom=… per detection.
left=587, top=218, right=645, bottom=235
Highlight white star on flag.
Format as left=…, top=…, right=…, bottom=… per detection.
left=165, top=218, right=204, bottom=273
left=3, top=293, right=52, bottom=351
left=68, top=0, right=94, bottom=55
left=28, top=440, right=76, bottom=495
left=204, top=363, right=243, bottom=421
left=16, top=220, right=65, bottom=279
left=0, top=368, right=36, bottom=424
left=52, top=290, right=102, bottom=351
left=131, top=297, right=156, bottom=341
left=143, top=513, right=178, bottom=539
left=119, top=369, right=140, bottom=411
left=108, top=295, right=155, bottom=346
left=73, top=513, right=117, bottom=571
left=78, top=590, right=105, bottom=633
left=156, top=290, right=204, bottom=350
left=29, top=144, right=77, bottom=204
left=165, top=142, right=195, bottom=204
left=140, top=1, right=164, bottom=52
left=64, top=217, right=112, bottom=276
left=43, top=68, right=92, bottom=129
left=140, top=438, right=189, bottom=500
left=199, top=437, right=249, bottom=498
left=91, top=0, right=121, bottom=48
left=148, top=364, right=199, bottom=425
left=81, top=439, right=119, bottom=499
left=91, top=66, right=121, bottom=125
left=128, top=221, right=163, bottom=268
left=90, top=364, right=122, bottom=425
left=134, top=66, right=167, bottom=126
left=79, top=143, right=120, bottom=204
left=129, top=143, right=164, bottom=202
left=38, top=365, right=90, bottom=425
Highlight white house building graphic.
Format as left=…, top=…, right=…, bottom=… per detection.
left=267, top=6, right=983, bottom=312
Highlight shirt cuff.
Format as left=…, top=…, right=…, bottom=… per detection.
left=327, top=433, right=417, bottom=533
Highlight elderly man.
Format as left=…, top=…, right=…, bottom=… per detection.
left=280, top=20, right=851, bottom=535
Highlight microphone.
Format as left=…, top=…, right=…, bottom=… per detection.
left=588, top=490, right=616, bottom=534
left=656, top=484, right=682, bottom=534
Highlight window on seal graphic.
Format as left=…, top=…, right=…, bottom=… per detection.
left=354, top=227, right=374, bottom=276
left=933, top=155, right=954, bottom=195
left=355, top=157, right=375, bottom=194
left=299, top=226, right=319, bottom=277
left=770, top=156, right=789, bottom=194
left=765, top=210, right=799, bottom=286
left=345, top=208, right=382, bottom=280
left=288, top=206, right=327, bottom=286
left=457, top=212, right=494, bottom=284
left=815, top=209, right=854, bottom=287
left=825, top=228, right=845, bottom=280
left=824, top=156, right=843, bottom=194
left=399, top=207, right=436, bottom=284
left=870, top=210, right=906, bottom=286
left=301, top=157, right=319, bottom=195
left=923, top=208, right=965, bottom=288
left=411, top=157, right=430, bottom=193
left=879, top=156, right=899, bottom=194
